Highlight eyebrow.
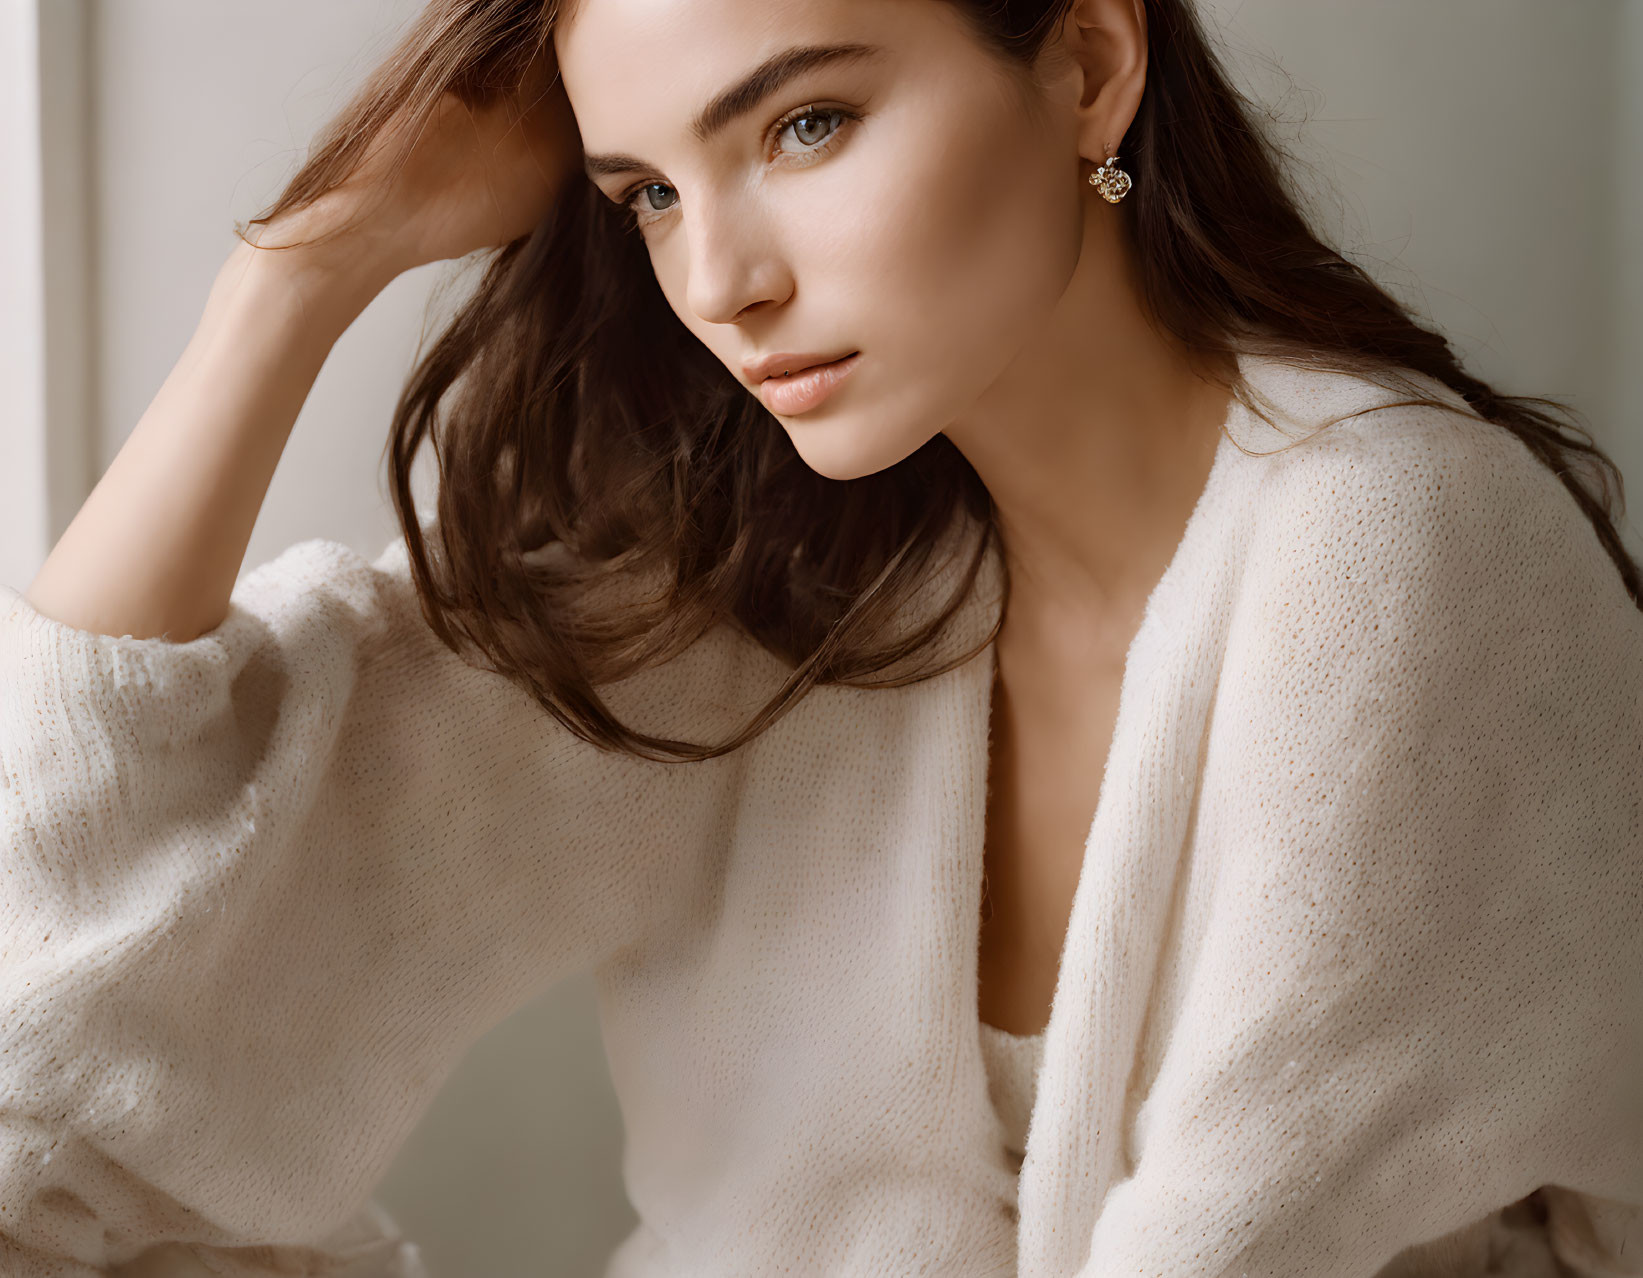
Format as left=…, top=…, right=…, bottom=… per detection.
left=582, top=41, right=884, bottom=182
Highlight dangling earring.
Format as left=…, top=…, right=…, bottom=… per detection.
left=1088, top=151, right=1132, bottom=203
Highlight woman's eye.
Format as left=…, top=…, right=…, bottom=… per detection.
left=624, top=183, right=678, bottom=218
left=619, top=106, right=858, bottom=224
left=778, top=108, right=847, bottom=155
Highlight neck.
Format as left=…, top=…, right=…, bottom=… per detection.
left=943, top=209, right=1235, bottom=642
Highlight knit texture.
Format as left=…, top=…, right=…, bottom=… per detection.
left=2, top=351, right=1639, bottom=1277
left=979, top=1021, right=1044, bottom=1171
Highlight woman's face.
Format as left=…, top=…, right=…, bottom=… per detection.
left=555, top=0, right=1089, bottom=482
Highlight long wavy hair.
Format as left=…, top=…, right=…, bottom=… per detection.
left=245, top=0, right=1641, bottom=763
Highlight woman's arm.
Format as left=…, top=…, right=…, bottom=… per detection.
left=1, top=531, right=751, bottom=1276
left=23, top=231, right=392, bottom=643
left=0, top=47, right=669, bottom=1278
left=1059, top=406, right=1643, bottom=1278
left=23, top=52, right=580, bottom=645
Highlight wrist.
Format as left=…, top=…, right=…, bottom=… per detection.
left=237, top=200, right=408, bottom=317
left=220, top=232, right=395, bottom=348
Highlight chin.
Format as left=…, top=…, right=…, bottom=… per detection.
left=787, top=428, right=923, bottom=483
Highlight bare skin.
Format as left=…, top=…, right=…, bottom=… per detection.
left=558, top=0, right=1234, bottom=1035
left=31, top=0, right=1233, bottom=1038
left=973, top=123, right=1231, bottom=1034
left=23, top=47, right=581, bottom=642
left=975, top=170, right=1232, bottom=1034
left=965, top=4, right=1234, bottom=1036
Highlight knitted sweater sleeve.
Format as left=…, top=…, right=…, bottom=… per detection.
left=0, top=535, right=740, bottom=1276
left=1077, top=415, right=1643, bottom=1278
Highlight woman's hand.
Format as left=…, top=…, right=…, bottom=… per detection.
left=256, top=43, right=584, bottom=284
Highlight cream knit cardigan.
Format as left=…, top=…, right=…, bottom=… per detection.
left=2, top=352, right=1639, bottom=1277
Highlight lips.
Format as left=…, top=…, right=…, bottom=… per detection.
left=743, top=350, right=856, bottom=384
left=769, top=355, right=851, bottom=380
left=756, top=352, right=862, bottom=416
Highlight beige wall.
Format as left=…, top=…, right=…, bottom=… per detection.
left=1199, top=0, right=1639, bottom=555
left=1615, top=0, right=1643, bottom=518
left=3, top=3, right=1638, bottom=1275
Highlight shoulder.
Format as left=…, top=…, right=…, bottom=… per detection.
left=1228, top=359, right=1635, bottom=636
left=1210, top=360, right=1643, bottom=796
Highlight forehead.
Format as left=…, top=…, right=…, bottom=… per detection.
left=553, top=0, right=921, bottom=103
left=556, top=0, right=875, bottom=51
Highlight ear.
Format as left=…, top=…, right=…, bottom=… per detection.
left=1058, top=0, right=1147, bottom=168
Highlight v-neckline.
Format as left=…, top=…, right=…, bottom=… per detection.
left=964, top=418, right=1242, bottom=1126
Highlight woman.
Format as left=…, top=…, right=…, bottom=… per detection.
left=2, top=0, right=1638, bottom=1275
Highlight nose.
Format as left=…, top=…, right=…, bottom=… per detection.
left=681, top=191, right=791, bottom=328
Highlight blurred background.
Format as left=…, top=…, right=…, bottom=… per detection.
left=2, top=1, right=1639, bottom=1274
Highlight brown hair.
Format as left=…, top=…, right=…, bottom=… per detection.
left=245, top=0, right=1641, bottom=763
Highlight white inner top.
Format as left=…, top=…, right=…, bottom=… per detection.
left=978, top=1020, right=1046, bottom=1170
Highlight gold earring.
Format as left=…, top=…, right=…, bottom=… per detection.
left=1088, top=152, right=1132, bottom=203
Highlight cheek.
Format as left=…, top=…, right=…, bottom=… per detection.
left=855, top=99, right=1082, bottom=400
left=644, top=93, right=1082, bottom=481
